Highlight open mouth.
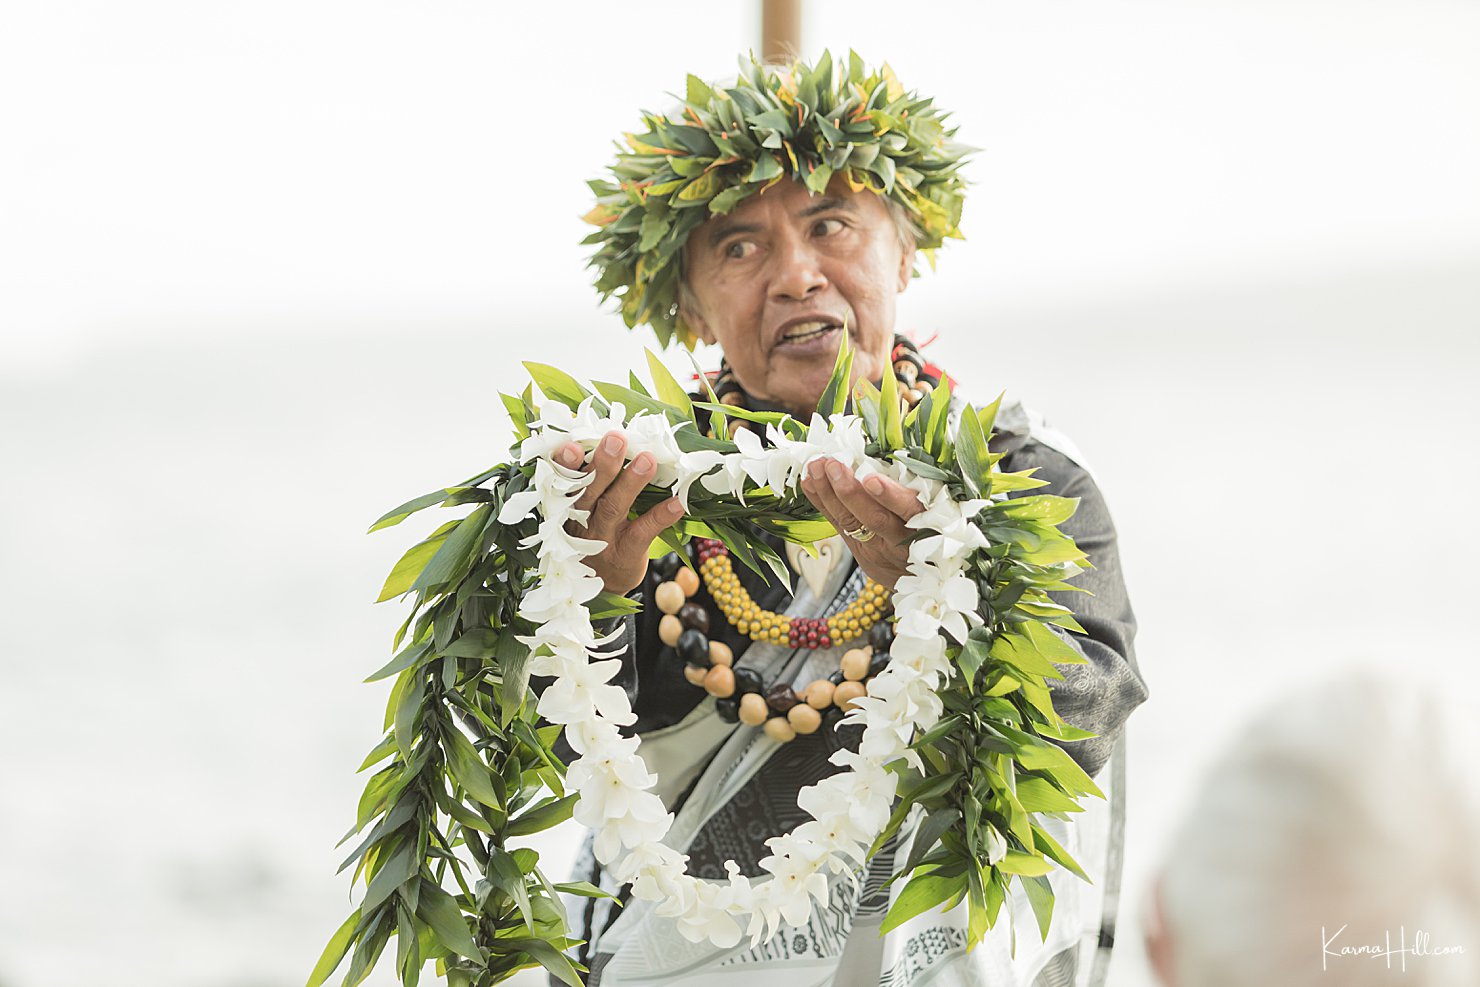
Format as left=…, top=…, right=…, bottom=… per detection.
left=776, top=320, right=843, bottom=347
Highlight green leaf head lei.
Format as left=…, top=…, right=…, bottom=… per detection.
left=583, top=50, right=973, bottom=351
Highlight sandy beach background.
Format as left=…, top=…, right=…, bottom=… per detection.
left=3, top=2, right=1477, bottom=985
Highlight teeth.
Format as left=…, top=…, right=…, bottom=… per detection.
left=781, top=321, right=835, bottom=340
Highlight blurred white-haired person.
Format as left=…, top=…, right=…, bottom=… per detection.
left=1143, top=670, right=1480, bottom=987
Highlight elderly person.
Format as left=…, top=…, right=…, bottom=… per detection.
left=538, top=54, right=1148, bottom=986
left=1143, top=671, right=1480, bottom=987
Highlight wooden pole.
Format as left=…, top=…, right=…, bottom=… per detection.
left=761, top=0, right=801, bottom=64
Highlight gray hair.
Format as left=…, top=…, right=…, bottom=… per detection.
left=1153, top=669, right=1480, bottom=987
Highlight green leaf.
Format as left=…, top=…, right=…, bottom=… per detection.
left=442, top=727, right=503, bottom=809
left=413, top=504, right=491, bottom=593
left=370, top=488, right=467, bottom=533
left=443, top=627, right=500, bottom=659
left=1023, top=620, right=1090, bottom=667
left=881, top=868, right=968, bottom=933
left=375, top=520, right=457, bottom=602
left=925, top=374, right=953, bottom=456
left=1022, top=875, right=1056, bottom=940
left=1015, top=775, right=1085, bottom=814
left=592, top=381, right=673, bottom=420
left=305, top=910, right=360, bottom=987
left=365, top=638, right=430, bottom=683
left=1033, top=823, right=1090, bottom=881
left=954, top=402, right=991, bottom=496
left=998, top=850, right=1055, bottom=877
left=686, top=73, right=715, bottom=106
left=497, top=626, right=532, bottom=722
left=898, top=807, right=961, bottom=878
left=414, top=880, right=485, bottom=962
left=804, top=162, right=834, bottom=195
left=878, top=355, right=903, bottom=450
left=975, top=391, right=1004, bottom=443
left=363, top=839, right=417, bottom=912
left=507, top=792, right=578, bottom=837
left=522, top=362, right=591, bottom=408
left=553, top=881, right=615, bottom=899
left=816, top=327, right=853, bottom=416
left=645, top=349, right=695, bottom=421
left=966, top=866, right=991, bottom=948
left=489, top=846, right=533, bottom=931
left=393, top=670, right=425, bottom=758
left=489, top=938, right=583, bottom=987
left=993, top=495, right=1079, bottom=526
left=989, top=628, right=1065, bottom=682
left=747, top=153, right=783, bottom=182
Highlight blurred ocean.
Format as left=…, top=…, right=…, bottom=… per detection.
left=2, top=258, right=1477, bottom=986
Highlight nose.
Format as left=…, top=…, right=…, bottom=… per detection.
left=768, top=230, right=827, bottom=301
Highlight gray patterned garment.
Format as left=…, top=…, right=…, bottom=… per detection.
left=534, top=392, right=1148, bottom=987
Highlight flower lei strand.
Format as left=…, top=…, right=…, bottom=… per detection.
left=313, top=343, right=1106, bottom=987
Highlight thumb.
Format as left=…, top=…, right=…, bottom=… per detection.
left=623, top=496, right=684, bottom=560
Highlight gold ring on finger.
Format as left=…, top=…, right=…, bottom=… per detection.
left=844, top=523, right=875, bottom=542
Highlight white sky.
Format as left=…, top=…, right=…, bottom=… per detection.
left=2, top=0, right=1477, bottom=370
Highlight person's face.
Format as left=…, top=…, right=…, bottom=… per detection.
left=679, top=177, right=913, bottom=417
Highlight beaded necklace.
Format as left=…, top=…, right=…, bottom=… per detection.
left=647, top=332, right=950, bottom=744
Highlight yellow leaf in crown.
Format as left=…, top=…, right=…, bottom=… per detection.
left=882, top=63, right=904, bottom=102
left=581, top=205, right=619, bottom=227
left=625, top=133, right=683, bottom=156
left=677, top=172, right=722, bottom=201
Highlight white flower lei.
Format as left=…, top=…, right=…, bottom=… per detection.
left=497, top=396, right=993, bottom=948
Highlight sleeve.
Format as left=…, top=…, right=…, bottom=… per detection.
left=1000, top=439, right=1149, bottom=779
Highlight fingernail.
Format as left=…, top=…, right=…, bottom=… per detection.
left=560, top=448, right=579, bottom=466
left=666, top=498, right=683, bottom=516
left=865, top=477, right=884, bottom=495
left=633, top=452, right=654, bottom=475
left=826, top=462, right=844, bottom=481
left=603, top=434, right=622, bottom=454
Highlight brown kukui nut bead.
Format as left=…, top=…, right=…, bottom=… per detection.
left=834, top=680, right=867, bottom=711
left=787, top=703, right=822, bottom=735
left=678, top=602, right=710, bottom=633
left=655, top=581, right=686, bottom=615
left=658, top=614, right=683, bottom=647
left=841, top=648, right=870, bottom=681
left=708, top=640, right=734, bottom=667
left=804, top=679, right=836, bottom=709
left=674, top=567, right=701, bottom=597
left=704, top=665, right=736, bottom=698
left=738, top=692, right=769, bottom=726
left=765, top=684, right=800, bottom=715
left=894, top=360, right=918, bottom=383
left=683, top=664, right=709, bottom=687
left=916, top=378, right=934, bottom=393
left=720, top=391, right=746, bottom=406
left=763, top=716, right=797, bottom=743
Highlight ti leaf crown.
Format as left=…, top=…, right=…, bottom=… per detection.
left=583, top=50, right=972, bottom=350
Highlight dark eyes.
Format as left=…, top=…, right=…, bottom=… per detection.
left=721, top=218, right=846, bottom=259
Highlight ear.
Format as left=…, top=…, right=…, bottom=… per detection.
left=896, top=245, right=915, bottom=293
left=677, top=291, right=717, bottom=346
